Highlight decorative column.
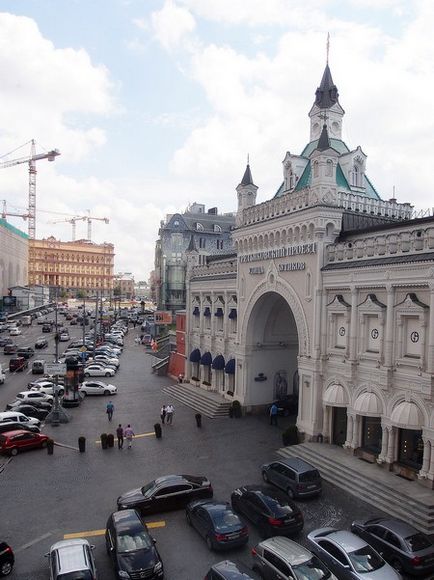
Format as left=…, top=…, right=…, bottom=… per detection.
left=386, top=426, right=395, bottom=464
left=377, top=424, right=389, bottom=463
left=313, top=289, right=322, bottom=359
left=420, top=438, right=430, bottom=477
left=345, top=414, right=353, bottom=448
left=351, top=415, right=359, bottom=449
left=322, top=406, right=330, bottom=440
left=428, top=283, right=434, bottom=373
left=349, top=287, right=358, bottom=361
left=384, top=285, right=395, bottom=367
left=428, top=441, right=434, bottom=480
left=320, top=290, right=328, bottom=355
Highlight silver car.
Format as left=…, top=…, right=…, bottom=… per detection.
left=46, top=538, right=97, bottom=579
left=252, top=536, right=337, bottom=580
left=307, top=528, right=401, bottom=580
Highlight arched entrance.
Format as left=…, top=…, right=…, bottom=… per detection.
left=245, top=291, right=299, bottom=414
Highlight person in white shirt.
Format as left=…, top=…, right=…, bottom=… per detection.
left=166, top=404, right=174, bottom=424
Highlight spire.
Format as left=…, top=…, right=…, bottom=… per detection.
left=240, top=163, right=255, bottom=186
left=317, top=123, right=330, bottom=151
left=314, top=64, right=339, bottom=109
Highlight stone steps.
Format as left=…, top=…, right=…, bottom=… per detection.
left=278, top=443, right=434, bottom=534
left=162, top=383, right=232, bottom=419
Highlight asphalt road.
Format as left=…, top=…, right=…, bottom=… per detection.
left=0, top=317, right=392, bottom=579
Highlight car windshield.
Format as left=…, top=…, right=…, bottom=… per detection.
left=348, top=546, right=385, bottom=573
left=117, top=530, right=152, bottom=553
left=405, top=533, right=432, bottom=552
left=58, top=572, right=93, bottom=579
left=211, top=510, right=241, bottom=530
left=293, top=556, right=331, bottom=580
left=141, top=482, right=155, bottom=497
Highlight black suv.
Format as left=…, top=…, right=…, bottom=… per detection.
left=105, top=509, right=163, bottom=579
left=17, top=346, right=35, bottom=359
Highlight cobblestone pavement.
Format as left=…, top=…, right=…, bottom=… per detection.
left=0, top=324, right=410, bottom=579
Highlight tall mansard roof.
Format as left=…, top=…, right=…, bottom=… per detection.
left=240, top=163, right=255, bottom=186
left=314, top=64, right=339, bottom=109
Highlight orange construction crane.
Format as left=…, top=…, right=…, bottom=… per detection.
left=0, top=139, right=60, bottom=239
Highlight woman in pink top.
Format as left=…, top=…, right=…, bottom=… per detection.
left=124, top=424, right=135, bottom=448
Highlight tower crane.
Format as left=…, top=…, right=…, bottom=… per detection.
left=1, top=200, right=31, bottom=221
left=0, top=139, right=60, bottom=239
left=52, top=213, right=109, bottom=242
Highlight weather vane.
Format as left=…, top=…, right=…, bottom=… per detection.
left=326, top=32, right=330, bottom=64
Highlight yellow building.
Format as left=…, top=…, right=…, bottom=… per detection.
left=114, top=272, right=135, bottom=299
left=29, top=236, right=114, bottom=293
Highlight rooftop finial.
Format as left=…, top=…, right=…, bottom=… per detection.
left=326, top=32, right=330, bottom=64
left=247, top=153, right=250, bottom=165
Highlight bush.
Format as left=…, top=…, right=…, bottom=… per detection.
left=191, top=376, right=199, bottom=382
left=232, top=400, right=242, bottom=418
left=282, top=424, right=299, bottom=446
left=226, top=391, right=234, bottom=397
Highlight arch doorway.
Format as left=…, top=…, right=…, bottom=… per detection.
left=245, top=291, right=299, bottom=414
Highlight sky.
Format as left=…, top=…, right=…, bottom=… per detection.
left=0, top=0, right=433, bottom=281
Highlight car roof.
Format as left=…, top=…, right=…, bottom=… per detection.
left=324, top=530, right=367, bottom=552
left=239, top=485, right=288, bottom=500
left=258, top=537, right=314, bottom=564
left=0, top=429, right=34, bottom=437
left=366, top=518, right=418, bottom=537
left=274, top=457, right=318, bottom=473
left=213, top=560, right=254, bottom=578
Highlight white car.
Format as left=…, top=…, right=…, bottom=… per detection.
left=83, top=364, right=115, bottom=377
left=59, top=333, right=70, bottom=342
left=14, top=390, right=54, bottom=404
left=92, top=355, right=120, bottom=368
left=30, top=382, right=64, bottom=396
left=79, top=381, right=117, bottom=396
left=9, top=327, right=21, bottom=336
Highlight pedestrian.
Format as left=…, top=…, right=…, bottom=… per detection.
left=116, top=424, right=124, bottom=449
left=134, top=336, right=141, bottom=345
left=166, top=403, right=174, bottom=425
left=106, top=400, right=114, bottom=421
left=270, top=402, right=278, bottom=426
left=160, top=405, right=167, bottom=424
left=124, top=424, right=135, bottom=449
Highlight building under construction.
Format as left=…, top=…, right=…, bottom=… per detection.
left=28, top=236, right=114, bottom=295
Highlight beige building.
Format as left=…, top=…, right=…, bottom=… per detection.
left=0, top=218, right=28, bottom=297
left=114, top=272, right=135, bottom=299
left=29, top=236, right=114, bottom=294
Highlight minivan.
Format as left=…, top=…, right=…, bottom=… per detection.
left=261, top=457, right=322, bottom=499
left=0, top=411, right=40, bottom=427
left=46, top=538, right=97, bottom=579
left=32, top=360, right=45, bottom=374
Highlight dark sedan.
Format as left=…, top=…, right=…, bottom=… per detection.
left=117, top=474, right=213, bottom=514
left=35, top=338, right=48, bottom=349
left=7, top=399, right=52, bottom=412
left=0, top=541, right=14, bottom=576
left=205, top=560, right=257, bottom=579
left=0, top=422, right=40, bottom=435
left=3, top=344, right=17, bottom=355
left=351, top=516, right=434, bottom=576
left=8, top=405, right=49, bottom=421
left=186, top=500, right=248, bottom=551
left=0, top=337, right=13, bottom=347
left=231, top=485, right=303, bottom=537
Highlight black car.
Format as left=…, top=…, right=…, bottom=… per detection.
left=35, top=338, right=48, bottom=349
left=105, top=509, right=163, bottom=579
left=42, top=324, right=52, bottom=333
left=3, top=344, right=17, bottom=355
left=17, top=346, right=35, bottom=359
left=70, top=318, right=78, bottom=325
left=0, top=422, right=40, bottom=435
left=351, top=516, right=434, bottom=576
left=7, top=399, right=52, bottom=411
left=231, top=485, right=304, bottom=537
left=8, top=405, right=49, bottom=421
left=186, top=500, right=248, bottom=551
left=205, top=560, right=257, bottom=579
left=0, top=541, right=14, bottom=576
left=0, top=338, right=13, bottom=347
left=117, top=474, right=213, bottom=514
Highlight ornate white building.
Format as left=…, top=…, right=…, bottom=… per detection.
left=185, top=63, right=434, bottom=487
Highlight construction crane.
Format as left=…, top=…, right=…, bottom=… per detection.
left=52, top=212, right=109, bottom=242
left=0, top=139, right=60, bottom=239
left=1, top=200, right=31, bottom=221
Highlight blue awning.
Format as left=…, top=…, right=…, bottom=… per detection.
left=200, top=351, right=212, bottom=365
left=212, top=354, right=225, bottom=370
left=225, top=358, right=236, bottom=374
left=228, top=308, right=237, bottom=319
left=193, top=306, right=200, bottom=316
left=204, top=307, right=211, bottom=317
left=189, top=348, right=201, bottom=363
left=214, top=307, right=224, bottom=317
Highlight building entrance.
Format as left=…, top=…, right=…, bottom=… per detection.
left=332, top=407, right=347, bottom=445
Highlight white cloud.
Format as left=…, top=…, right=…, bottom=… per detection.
left=150, top=0, right=196, bottom=52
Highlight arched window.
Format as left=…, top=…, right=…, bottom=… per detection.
left=196, top=223, right=204, bottom=231
left=313, top=160, right=319, bottom=178
left=326, top=159, right=333, bottom=177
left=351, top=161, right=363, bottom=187
left=213, top=224, right=222, bottom=233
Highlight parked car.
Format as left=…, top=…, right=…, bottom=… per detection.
left=83, top=364, right=115, bottom=378
left=0, top=421, right=40, bottom=435
left=42, top=323, right=52, bottom=332
left=0, top=541, right=14, bottom=576
left=17, top=346, right=35, bottom=359
left=31, top=360, right=45, bottom=374
left=351, top=516, right=434, bottom=576
left=105, top=509, right=163, bottom=579
left=59, top=332, right=70, bottom=342
left=35, top=337, right=48, bottom=349
left=252, top=536, right=336, bottom=580
left=13, top=390, right=53, bottom=404
left=204, top=560, right=257, bottom=579
left=70, top=318, right=78, bottom=325
left=0, top=337, right=13, bottom=347
left=9, top=328, right=21, bottom=336
left=9, top=357, right=28, bottom=373
left=46, top=538, right=97, bottom=580
left=117, top=474, right=213, bottom=514
left=307, top=528, right=400, bottom=580
left=0, top=430, right=49, bottom=455
left=231, top=485, right=304, bottom=537
left=3, top=344, right=17, bottom=355
left=30, top=381, right=64, bottom=397
left=9, top=405, right=49, bottom=421
left=28, top=377, right=64, bottom=389
left=261, top=457, right=322, bottom=499
left=186, top=499, right=248, bottom=551
left=0, top=411, right=40, bottom=427
left=6, top=398, right=52, bottom=411
left=92, top=355, right=120, bottom=368
left=79, top=381, right=117, bottom=396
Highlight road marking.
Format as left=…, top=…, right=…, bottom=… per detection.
left=64, top=521, right=166, bottom=539
left=15, top=532, right=53, bottom=553
left=95, top=431, right=155, bottom=444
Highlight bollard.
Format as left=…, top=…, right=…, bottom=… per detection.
left=78, top=436, right=86, bottom=453
left=100, top=433, right=108, bottom=449
left=47, top=439, right=54, bottom=455
left=195, top=413, right=202, bottom=428
left=154, top=423, right=162, bottom=439
left=107, top=433, right=115, bottom=448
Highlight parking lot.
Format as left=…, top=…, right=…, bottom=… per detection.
left=0, top=314, right=394, bottom=579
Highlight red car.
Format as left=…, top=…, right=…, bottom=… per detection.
left=0, top=430, right=50, bottom=456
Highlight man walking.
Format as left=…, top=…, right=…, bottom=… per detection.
left=116, top=424, right=124, bottom=449
left=270, top=402, right=278, bottom=426
left=106, top=400, right=114, bottom=421
left=166, top=403, right=174, bottom=425
left=124, top=424, right=135, bottom=449
left=160, top=405, right=167, bottom=424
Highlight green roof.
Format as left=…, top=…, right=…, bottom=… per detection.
left=301, top=138, right=350, bottom=157
left=0, top=218, right=28, bottom=239
left=336, top=163, right=351, bottom=190
left=294, top=162, right=311, bottom=191
left=364, top=174, right=381, bottom=200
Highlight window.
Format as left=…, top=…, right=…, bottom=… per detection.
left=216, top=240, right=223, bottom=250
left=382, top=531, right=401, bottom=549
left=196, top=222, right=204, bottom=231
left=263, top=550, right=290, bottom=576
left=199, top=238, right=206, bottom=249
left=313, top=160, right=319, bottom=178
left=398, top=429, right=423, bottom=470
left=214, top=224, right=222, bottom=233
left=326, top=159, right=333, bottom=177
left=317, top=540, right=348, bottom=566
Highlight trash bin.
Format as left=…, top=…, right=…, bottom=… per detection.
left=100, top=433, right=108, bottom=449
left=107, top=433, right=115, bottom=448
left=78, top=436, right=86, bottom=453
left=195, top=413, right=202, bottom=428
left=47, top=439, right=54, bottom=455
left=154, top=423, right=162, bottom=439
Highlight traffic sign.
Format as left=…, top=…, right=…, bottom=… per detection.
left=45, top=363, right=67, bottom=376
left=79, top=346, right=87, bottom=352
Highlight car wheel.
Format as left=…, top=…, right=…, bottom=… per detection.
left=286, top=487, right=294, bottom=499
left=104, top=390, right=110, bottom=396
left=391, top=558, right=403, bottom=573
left=186, top=512, right=192, bottom=526
left=206, top=535, right=214, bottom=551
left=84, top=373, right=90, bottom=377
left=105, top=372, right=111, bottom=377
left=10, top=448, right=18, bottom=456
left=58, top=389, right=64, bottom=396
left=262, top=470, right=269, bottom=483
left=81, top=391, right=87, bottom=397
left=0, top=560, right=13, bottom=575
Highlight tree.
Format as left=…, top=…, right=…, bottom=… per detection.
left=113, top=286, right=121, bottom=297
left=76, top=290, right=86, bottom=299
